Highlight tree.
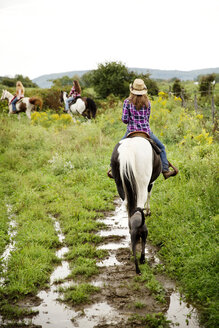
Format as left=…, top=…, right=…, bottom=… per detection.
left=199, top=74, right=216, bottom=97
left=172, top=79, right=182, bottom=97
left=83, top=61, right=159, bottom=98
left=50, top=75, right=81, bottom=88
left=90, top=61, right=130, bottom=98
left=0, top=74, right=38, bottom=88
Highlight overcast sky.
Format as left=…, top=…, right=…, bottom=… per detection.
left=0, top=0, right=218, bottom=79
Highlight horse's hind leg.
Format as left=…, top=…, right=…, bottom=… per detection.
left=145, top=183, right=153, bottom=216
left=26, top=109, right=31, bottom=119
left=131, top=233, right=141, bottom=274
left=140, top=226, right=148, bottom=264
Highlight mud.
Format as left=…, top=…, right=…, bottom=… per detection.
left=0, top=199, right=201, bottom=328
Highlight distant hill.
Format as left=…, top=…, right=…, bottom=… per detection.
left=32, top=70, right=87, bottom=88
left=32, top=67, right=219, bottom=88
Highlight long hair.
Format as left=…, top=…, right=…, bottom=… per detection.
left=16, top=81, right=25, bottom=95
left=73, top=80, right=81, bottom=94
left=128, top=93, right=149, bottom=110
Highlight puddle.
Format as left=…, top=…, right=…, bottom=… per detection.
left=0, top=202, right=201, bottom=328
left=167, top=292, right=200, bottom=328
left=0, top=204, right=17, bottom=286
left=97, top=251, right=123, bottom=266
left=96, top=199, right=201, bottom=328
left=30, top=215, right=72, bottom=326
left=71, top=302, right=126, bottom=328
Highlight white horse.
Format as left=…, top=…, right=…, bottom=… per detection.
left=60, top=91, right=97, bottom=119
left=1, top=89, right=42, bottom=119
left=110, top=134, right=162, bottom=274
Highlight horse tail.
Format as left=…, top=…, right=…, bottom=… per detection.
left=119, top=144, right=138, bottom=217
left=118, top=138, right=153, bottom=217
left=86, top=98, right=97, bottom=118
left=29, top=97, right=43, bottom=110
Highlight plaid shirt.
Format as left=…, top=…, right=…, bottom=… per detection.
left=122, top=98, right=151, bottom=134
left=69, top=86, right=81, bottom=98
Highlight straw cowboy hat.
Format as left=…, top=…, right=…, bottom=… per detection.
left=129, top=78, right=147, bottom=95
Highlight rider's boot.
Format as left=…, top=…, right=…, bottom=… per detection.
left=107, top=168, right=114, bottom=179
left=162, top=161, right=178, bottom=180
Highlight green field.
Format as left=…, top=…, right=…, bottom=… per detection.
left=0, top=92, right=218, bottom=327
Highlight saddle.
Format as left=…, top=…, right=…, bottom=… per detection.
left=9, top=96, right=24, bottom=105
left=68, top=96, right=81, bottom=107
left=127, top=131, right=161, bottom=155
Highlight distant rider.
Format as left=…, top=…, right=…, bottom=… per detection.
left=65, top=80, right=81, bottom=112
left=11, top=81, right=25, bottom=113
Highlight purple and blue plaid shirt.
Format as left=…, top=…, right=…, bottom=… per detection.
left=69, top=86, right=81, bottom=98
left=122, top=98, right=151, bottom=134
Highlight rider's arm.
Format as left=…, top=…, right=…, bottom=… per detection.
left=122, top=99, right=130, bottom=124
left=69, top=86, right=75, bottom=97
left=17, top=89, right=22, bottom=99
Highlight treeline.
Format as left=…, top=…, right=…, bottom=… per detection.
left=50, top=61, right=159, bottom=98
left=1, top=62, right=218, bottom=113
left=0, top=74, right=38, bottom=88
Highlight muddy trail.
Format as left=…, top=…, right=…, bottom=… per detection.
left=0, top=199, right=201, bottom=328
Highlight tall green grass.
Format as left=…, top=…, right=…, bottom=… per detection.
left=0, top=95, right=218, bottom=326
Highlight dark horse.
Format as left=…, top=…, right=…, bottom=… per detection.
left=60, top=91, right=97, bottom=119
left=110, top=132, right=162, bottom=274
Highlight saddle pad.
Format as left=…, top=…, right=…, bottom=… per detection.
left=127, top=131, right=150, bottom=139
left=127, top=131, right=161, bottom=154
left=69, top=96, right=81, bottom=107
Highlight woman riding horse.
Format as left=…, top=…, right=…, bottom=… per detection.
left=65, top=80, right=81, bottom=113
left=1, top=89, right=42, bottom=119
left=60, top=91, right=97, bottom=119
left=109, top=79, right=178, bottom=274
left=11, top=81, right=25, bottom=114
left=108, top=78, right=178, bottom=179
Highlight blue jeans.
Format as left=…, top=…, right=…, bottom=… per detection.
left=149, top=131, right=169, bottom=172
left=65, top=97, right=75, bottom=111
left=11, top=97, right=18, bottom=112
left=121, top=130, right=169, bottom=172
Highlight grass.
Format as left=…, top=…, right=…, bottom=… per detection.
left=128, top=312, right=171, bottom=328
left=0, top=93, right=218, bottom=327
left=135, top=261, right=167, bottom=304
left=58, top=283, right=100, bottom=305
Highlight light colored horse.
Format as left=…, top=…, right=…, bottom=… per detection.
left=110, top=136, right=162, bottom=274
left=60, top=91, right=97, bottom=119
left=1, top=89, right=42, bottom=119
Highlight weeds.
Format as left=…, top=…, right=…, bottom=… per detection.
left=128, top=312, right=171, bottom=328
left=0, top=94, right=218, bottom=326
left=58, top=283, right=100, bottom=305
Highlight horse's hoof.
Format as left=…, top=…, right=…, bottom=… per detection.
left=140, top=254, right=145, bottom=264
left=145, top=210, right=151, bottom=216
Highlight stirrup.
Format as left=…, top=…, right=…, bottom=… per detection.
left=168, top=161, right=179, bottom=173
left=107, top=168, right=114, bottom=179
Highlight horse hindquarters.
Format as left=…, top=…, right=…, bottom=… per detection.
left=111, top=138, right=153, bottom=274
left=118, top=138, right=153, bottom=217
left=86, top=98, right=97, bottom=118
left=70, top=99, right=86, bottom=115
